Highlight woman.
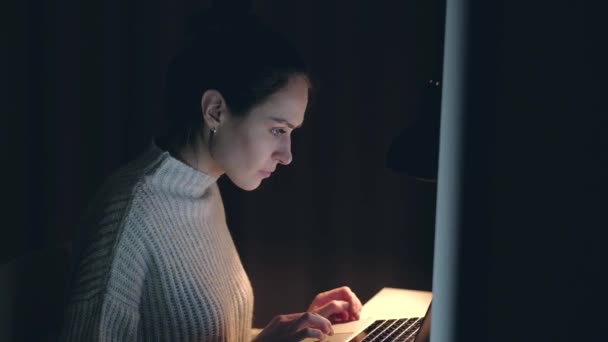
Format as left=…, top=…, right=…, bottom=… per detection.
left=61, top=9, right=362, bottom=342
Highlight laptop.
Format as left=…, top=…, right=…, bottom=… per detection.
left=344, top=302, right=431, bottom=342
left=306, top=289, right=432, bottom=342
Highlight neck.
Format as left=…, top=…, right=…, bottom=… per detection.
left=168, top=132, right=224, bottom=178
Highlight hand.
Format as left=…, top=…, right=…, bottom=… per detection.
left=308, top=286, right=363, bottom=324
left=253, top=312, right=334, bottom=342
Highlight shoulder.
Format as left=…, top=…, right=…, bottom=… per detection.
left=67, top=148, right=165, bottom=300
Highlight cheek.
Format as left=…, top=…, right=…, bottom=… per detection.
left=225, top=130, right=273, bottom=173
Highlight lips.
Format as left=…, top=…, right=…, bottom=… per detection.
left=259, top=170, right=273, bottom=178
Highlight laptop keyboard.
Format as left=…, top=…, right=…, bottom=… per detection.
left=358, top=317, right=423, bottom=342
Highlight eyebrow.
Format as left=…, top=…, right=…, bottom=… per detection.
left=269, top=117, right=302, bottom=129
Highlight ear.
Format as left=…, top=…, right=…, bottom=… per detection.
left=200, top=89, right=228, bottom=131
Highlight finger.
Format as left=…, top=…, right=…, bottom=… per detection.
left=329, top=310, right=350, bottom=323
left=328, top=287, right=362, bottom=320
left=281, top=312, right=308, bottom=321
left=294, top=327, right=326, bottom=341
left=339, top=286, right=362, bottom=320
left=311, top=286, right=362, bottom=320
left=294, top=312, right=333, bottom=336
left=349, top=291, right=363, bottom=320
left=312, top=287, right=348, bottom=307
left=315, top=300, right=350, bottom=318
left=270, top=312, right=306, bottom=327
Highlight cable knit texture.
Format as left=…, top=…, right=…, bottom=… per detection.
left=60, top=141, right=254, bottom=341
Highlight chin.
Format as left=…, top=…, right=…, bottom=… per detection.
left=228, top=175, right=262, bottom=191
left=238, top=183, right=261, bottom=191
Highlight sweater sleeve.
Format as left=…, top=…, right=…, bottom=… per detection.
left=60, top=210, right=148, bottom=342
left=60, top=294, right=139, bottom=341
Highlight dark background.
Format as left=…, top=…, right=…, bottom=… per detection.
left=3, top=0, right=445, bottom=327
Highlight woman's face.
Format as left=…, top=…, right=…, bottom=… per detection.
left=212, top=75, right=309, bottom=191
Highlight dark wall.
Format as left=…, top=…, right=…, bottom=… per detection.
left=3, top=0, right=444, bottom=327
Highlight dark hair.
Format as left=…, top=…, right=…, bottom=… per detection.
left=164, top=8, right=312, bottom=147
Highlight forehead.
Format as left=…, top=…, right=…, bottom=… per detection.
left=246, top=75, right=309, bottom=125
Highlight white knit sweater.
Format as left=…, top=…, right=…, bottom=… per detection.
left=60, top=141, right=254, bottom=341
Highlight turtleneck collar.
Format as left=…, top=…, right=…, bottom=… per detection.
left=144, top=139, right=219, bottom=198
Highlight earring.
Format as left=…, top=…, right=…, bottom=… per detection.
left=208, top=127, right=217, bottom=147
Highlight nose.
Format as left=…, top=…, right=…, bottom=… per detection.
left=274, top=136, right=293, bottom=165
